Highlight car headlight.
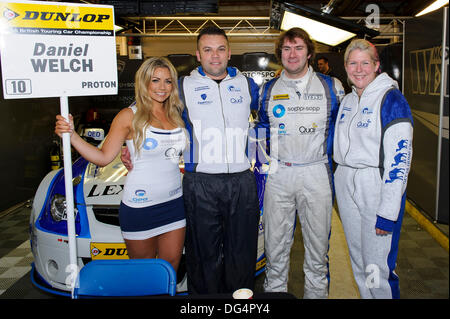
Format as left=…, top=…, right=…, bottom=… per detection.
left=50, top=194, right=78, bottom=222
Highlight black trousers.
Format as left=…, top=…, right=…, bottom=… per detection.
left=183, top=169, right=260, bottom=294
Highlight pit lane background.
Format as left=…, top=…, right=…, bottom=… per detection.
left=403, top=8, right=449, bottom=224
left=2, top=29, right=445, bottom=227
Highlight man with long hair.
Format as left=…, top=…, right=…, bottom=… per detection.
left=256, top=28, right=345, bottom=298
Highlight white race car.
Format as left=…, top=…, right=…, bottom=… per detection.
left=29, top=143, right=267, bottom=296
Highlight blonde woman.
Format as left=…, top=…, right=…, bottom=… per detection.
left=55, top=57, right=186, bottom=271
left=334, top=39, right=413, bottom=298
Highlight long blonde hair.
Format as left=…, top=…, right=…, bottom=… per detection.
left=132, top=57, right=185, bottom=154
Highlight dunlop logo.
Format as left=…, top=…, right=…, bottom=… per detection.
left=90, top=243, right=129, bottom=260
left=22, top=11, right=111, bottom=23
left=0, top=2, right=114, bottom=30
left=3, top=8, right=19, bottom=21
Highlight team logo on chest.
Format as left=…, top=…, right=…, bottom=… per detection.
left=298, top=122, right=318, bottom=134
left=272, top=104, right=286, bottom=118
left=303, top=93, right=323, bottom=100
left=356, top=119, right=372, bottom=128
left=165, top=147, right=182, bottom=159
left=143, top=138, right=158, bottom=150
left=362, top=107, right=373, bottom=114
left=227, top=85, right=241, bottom=92
left=198, top=93, right=212, bottom=105
left=230, top=96, right=243, bottom=104
left=278, top=123, right=287, bottom=135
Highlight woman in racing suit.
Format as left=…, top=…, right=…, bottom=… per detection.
left=54, top=57, right=187, bottom=271
left=333, top=39, right=413, bottom=298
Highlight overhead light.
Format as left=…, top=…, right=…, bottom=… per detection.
left=415, top=0, right=448, bottom=17
left=280, top=11, right=356, bottom=46
left=270, top=1, right=379, bottom=47
left=114, top=25, right=124, bottom=33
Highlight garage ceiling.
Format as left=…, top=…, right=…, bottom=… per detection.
left=75, top=0, right=437, bottom=17
left=219, top=0, right=435, bottom=17
left=43, top=0, right=443, bottom=45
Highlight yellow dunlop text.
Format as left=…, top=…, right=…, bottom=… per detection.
left=0, top=2, right=113, bottom=30
left=90, top=243, right=129, bottom=260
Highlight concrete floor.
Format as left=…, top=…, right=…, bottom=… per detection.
left=254, top=209, right=360, bottom=298
left=254, top=207, right=449, bottom=299
left=0, top=201, right=448, bottom=299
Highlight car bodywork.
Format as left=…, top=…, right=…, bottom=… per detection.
left=29, top=151, right=267, bottom=296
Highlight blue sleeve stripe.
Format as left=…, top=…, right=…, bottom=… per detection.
left=256, top=78, right=277, bottom=138
left=252, top=78, right=278, bottom=157
left=386, top=191, right=406, bottom=299
left=378, top=88, right=413, bottom=177
left=227, top=66, right=237, bottom=77
left=317, top=73, right=339, bottom=158
left=179, top=76, right=198, bottom=172
left=375, top=215, right=395, bottom=232
left=317, top=73, right=339, bottom=201
left=181, top=109, right=198, bottom=172
left=380, top=88, right=414, bottom=129
left=246, top=76, right=260, bottom=111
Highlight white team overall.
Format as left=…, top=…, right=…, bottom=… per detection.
left=333, top=73, right=413, bottom=298
left=257, top=66, right=344, bottom=298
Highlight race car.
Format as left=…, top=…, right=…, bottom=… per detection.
left=29, top=143, right=268, bottom=296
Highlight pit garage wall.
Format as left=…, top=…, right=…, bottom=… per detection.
left=404, top=7, right=449, bottom=224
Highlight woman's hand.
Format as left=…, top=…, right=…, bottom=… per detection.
left=121, top=146, right=133, bottom=171
left=375, top=228, right=391, bottom=236
left=55, top=114, right=75, bottom=138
